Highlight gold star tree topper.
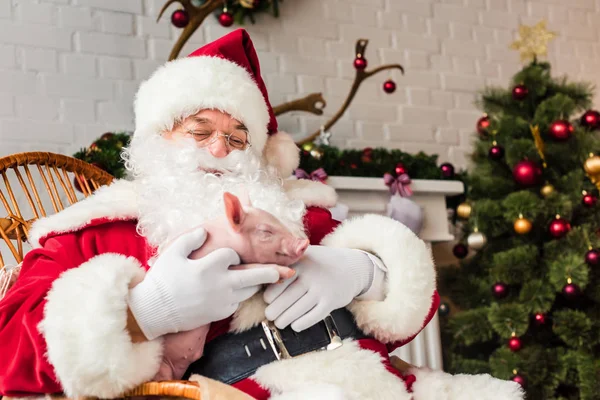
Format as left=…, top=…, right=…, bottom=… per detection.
left=510, top=20, right=557, bottom=62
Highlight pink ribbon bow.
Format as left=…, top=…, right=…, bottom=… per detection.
left=384, top=172, right=413, bottom=197
left=294, top=167, right=328, bottom=182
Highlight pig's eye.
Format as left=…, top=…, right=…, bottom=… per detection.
left=256, top=228, right=273, bottom=241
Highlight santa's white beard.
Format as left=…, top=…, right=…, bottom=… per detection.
left=122, top=135, right=306, bottom=252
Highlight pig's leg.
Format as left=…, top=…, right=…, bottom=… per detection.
left=152, top=325, right=211, bottom=381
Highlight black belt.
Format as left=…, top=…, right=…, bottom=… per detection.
left=183, top=308, right=370, bottom=384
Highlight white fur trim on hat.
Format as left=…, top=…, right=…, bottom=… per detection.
left=134, top=56, right=270, bottom=156
left=263, top=131, right=300, bottom=178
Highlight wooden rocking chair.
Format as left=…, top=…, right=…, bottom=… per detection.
left=0, top=151, right=253, bottom=400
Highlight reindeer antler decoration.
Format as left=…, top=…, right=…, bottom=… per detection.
left=158, top=0, right=225, bottom=61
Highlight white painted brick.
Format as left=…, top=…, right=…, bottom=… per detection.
left=481, top=10, right=518, bottom=29
left=387, top=0, right=433, bottom=17
left=476, top=60, right=500, bottom=78
left=136, top=15, right=170, bottom=38
left=298, top=75, right=325, bottom=93
left=568, top=9, right=588, bottom=25
left=529, top=3, right=550, bottom=18
left=267, top=74, right=297, bottom=94
left=380, top=10, right=402, bottom=30
left=490, top=0, right=509, bottom=11
left=16, top=96, right=59, bottom=121
left=326, top=41, right=353, bottom=59
left=281, top=55, right=336, bottom=77
left=395, top=33, right=439, bottom=53
left=487, top=44, right=520, bottom=64
left=256, top=52, right=279, bottom=74
left=41, top=0, right=69, bottom=4
left=390, top=142, right=450, bottom=158
left=62, top=99, right=95, bottom=123
left=324, top=2, right=354, bottom=22
left=549, top=5, right=569, bottom=23
left=406, top=50, right=429, bottom=69
left=402, top=106, right=447, bottom=125
left=74, top=0, right=142, bottom=14
left=352, top=5, right=378, bottom=27
left=78, top=32, right=146, bottom=58
left=99, top=11, right=133, bottom=35
left=443, top=39, right=486, bottom=58
left=133, top=59, right=161, bottom=80
left=270, top=35, right=299, bottom=55
left=58, top=6, right=92, bottom=29
left=495, top=29, right=514, bottom=46
left=43, top=74, right=113, bottom=100
left=450, top=23, right=473, bottom=41
left=17, top=2, right=56, bottom=24
left=428, top=21, right=450, bottom=40
left=442, top=74, right=486, bottom=92
left=431, top=90, right=454, bottom=109
left=466, top=0, right=485, bottom=8
left=275, top=114, right=301, bottom=135
left=436, top=127, right=460, bottom=144
left=148, top=38, right=173, bottom=60
left=388, top=124, right=435, bottom=143
left=455, top=93, right=477, bottom=110
left=473, top=26, right=495, bottom=43
left=116, top=81, right=138, bottom=100
left=449, top=110, right=483, bottom=129
left=408, top=88, right=431, bottom=106
left=358, top=122, right=385, bottom=140
left=564, top=24, right=596, bottom=41
left=0, top=70, right=38, bottom=95
left=62, top=54, right=96, bottom=77
left=141, top=0, right=164, bottom=15
left=248, top=31, right=269, bottom=52
left=430, top=55, right=453, bottom=72
left=574, top=42, right=595, bottom=60
left=405, top=16, right=428, bottom=35
left=283, top=19, right=338, bottom=40
left=0, top=1, right=11, bottom=19
left=1, top=120, right=74, bottom=144
left=0, top=22, right=71, bottom=50
left=326, top=77, right=354, bottom=98
left=380, top=48, right=406, bottom=65
left=299, top=37, right=326, bottom=58
left=349, top=103, right=398, bottom=122
left=433, top=4, right=479, bottom=24
left=340, top=24, right=392, bottom=47
left=0, top=93, right=14, bottom=116
left=99, top=57, right=132, bottom=79
left=97, top=101, right=133, bottom=125
left=0, top=45, right=16, bottom=68
left=404, top=71, right=441, bottom=89
left=454, top=58, right=476, bottom=75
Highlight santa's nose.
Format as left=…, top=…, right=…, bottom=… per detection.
left=208, top=135, right=229, bottom=158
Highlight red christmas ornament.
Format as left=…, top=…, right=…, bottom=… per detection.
left=363, top=147, right=373, bottom=156
left=395, top=163, right=406, bottom=176
left=508, top=336, right=522, bottom=352
left=353, top=57, right=367, bottom=70
left=534, top=312, right=546, bottom=325
left=511, top=373, right=526, bottom=387
left=350, top=163, right=358, bottom=169
left=492, top=282, right=508, bottom=299
left=452, top=243, right=468, bottom=259
left=171, top=9, right=189, bottom=28
left=548, top=120, right=574, bottom=141
left=585, top=248, right=600, bottom=266
left=218, top=10, right=234, bottom=27
left=580, top=110, right=600, bottom=130
left=548, top=216, right=571, bottom=239
left=512, top=160, right=542, bottom=187
left=489, top=144, right=504, bottom=160
left=562, top=282, right=580, bottom=299
left=100, top=132, right=114, bottom=140
left=582, top=192, right=597, bottom=207
left=512, top=84, right=528, bottom=100
left=476, top=115, right=490, bottom=136
left=440, top=162, right=455, bottom=179
left=383, top=79, right=396, bottom=94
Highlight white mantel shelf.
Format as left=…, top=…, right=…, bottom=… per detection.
left=326, top=176, right=464, bottom=243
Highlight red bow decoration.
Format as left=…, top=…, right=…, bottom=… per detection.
left=294, top=167, right=328, bottom=182
left=383, top=172, right=413, bottom=197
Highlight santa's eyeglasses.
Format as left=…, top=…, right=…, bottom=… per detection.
left=185, top=129, right=251, bottom=151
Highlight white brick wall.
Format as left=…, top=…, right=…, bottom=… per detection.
left=1, top=0, right=599, bottom=168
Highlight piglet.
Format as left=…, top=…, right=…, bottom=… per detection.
left=152, top=191, right=309, bottom=381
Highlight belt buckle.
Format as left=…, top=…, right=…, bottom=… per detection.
left=260, top=314, right=343, bottom=360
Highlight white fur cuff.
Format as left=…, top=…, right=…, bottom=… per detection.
left=321, top=214, right=437, bottom=343
left=409, top=367, right=525, bottom=400
left=38, top=253, right=163, bottom=398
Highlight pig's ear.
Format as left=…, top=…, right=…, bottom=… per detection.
left=224, top=192, right=246, bottom=232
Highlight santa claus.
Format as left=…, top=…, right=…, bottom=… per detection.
left=0, top=29, right=523, bottom=400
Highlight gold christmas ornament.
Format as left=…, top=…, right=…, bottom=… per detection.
left=457, top=202, right=472, bottom=219
left=302, top=142, right=315, bottom=152
left=510, top=20, right=557, bottom=63
left=541, top=183, right=554, bottom=197
left=514, top=214, right=532, bottom=235
left=310, top=148, right=324, bottom=160
left=239, top=0, right=258, bottom=8
left=584, top=153, right=600, bottom=190
left=467, top=227, right=487, bottom=250
left=530, top=125, right=547, bottom=168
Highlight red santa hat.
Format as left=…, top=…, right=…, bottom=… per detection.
left=133, top=28, right=299, bottom=177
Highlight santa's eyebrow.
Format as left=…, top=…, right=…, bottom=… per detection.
left=235, top=123, right=248, bottom=132
left=191, top=116, right=212, bottom=125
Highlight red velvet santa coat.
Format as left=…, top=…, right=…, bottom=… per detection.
left=0, top=179, right=439, bottom=399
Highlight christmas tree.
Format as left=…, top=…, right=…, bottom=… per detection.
left=439, top=21, right=600, bottom=399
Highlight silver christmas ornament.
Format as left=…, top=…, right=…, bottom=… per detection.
left=313, top=126, right=332, bottom=147
left=467, top=228, right=487, bottom=250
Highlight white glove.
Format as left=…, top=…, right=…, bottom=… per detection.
left=128, top=227, right=281, bottom=340
left=263, top=245, right=382, bottom=332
